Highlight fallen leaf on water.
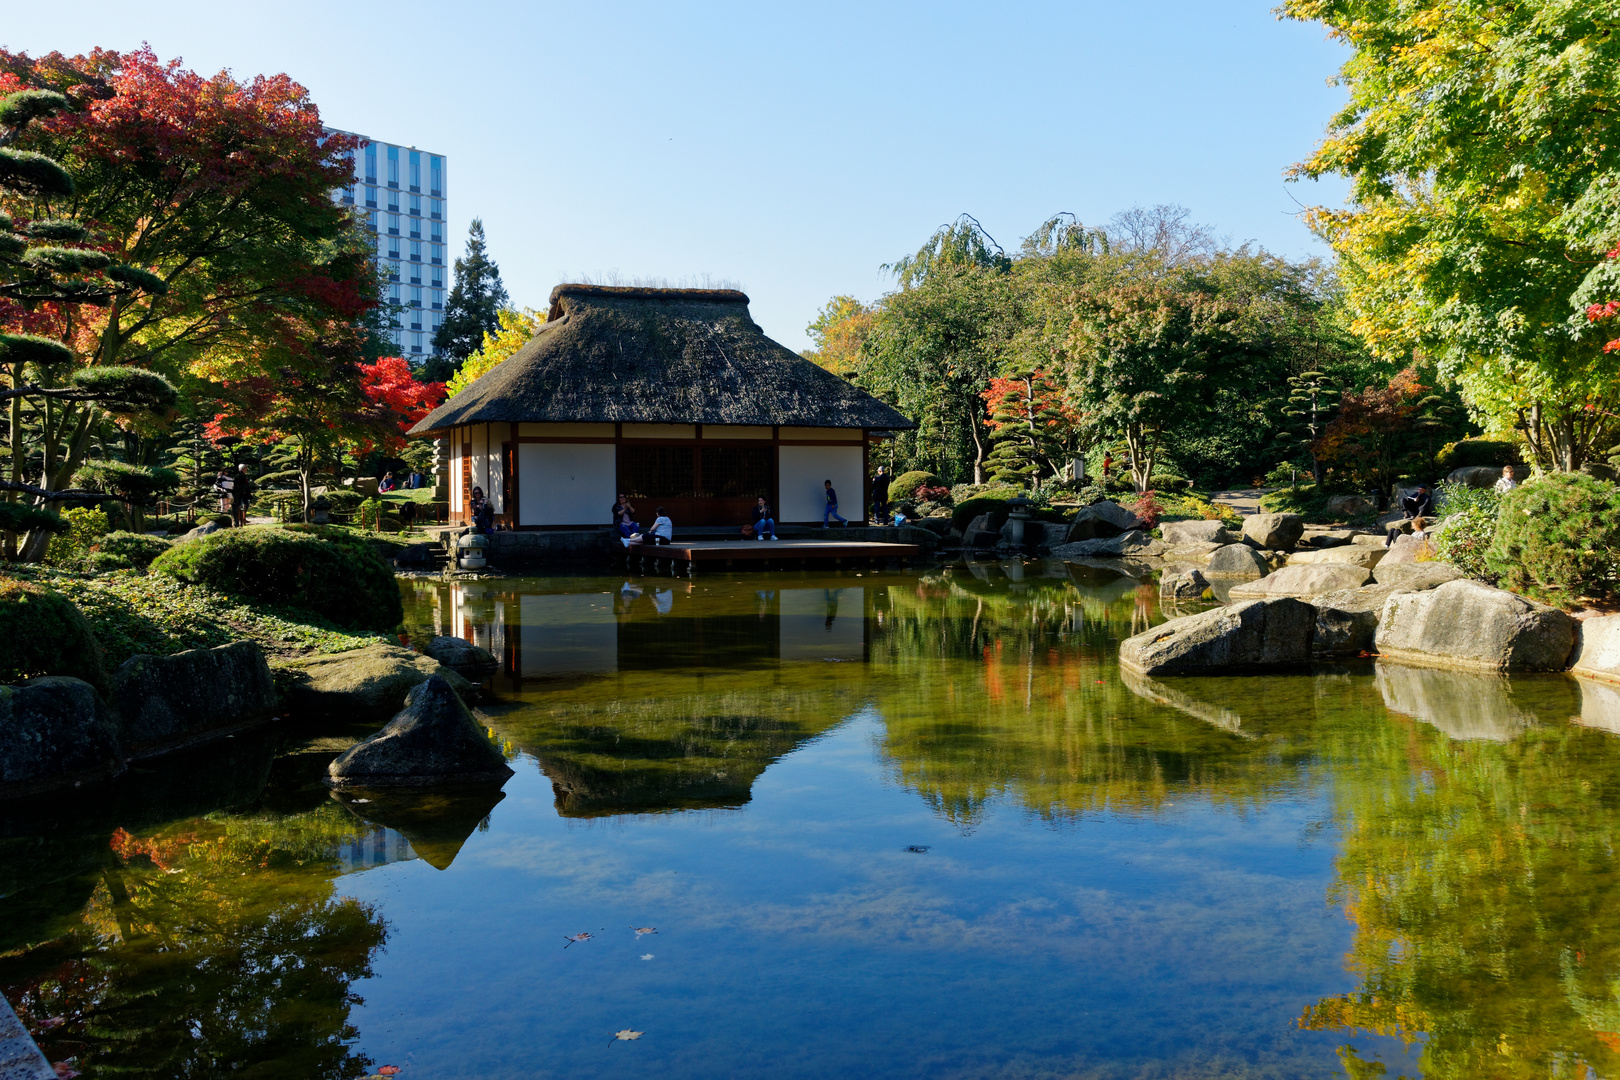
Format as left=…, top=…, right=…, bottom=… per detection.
left=641, top=953, right=655, bottom=960
left=611, top=1030, right=644, bottom=1043
left=563, top=932, right=593, bottom=948
left=379, top=1068, right=402, bottom=1076
left=631, top=925, right=658, bottom=936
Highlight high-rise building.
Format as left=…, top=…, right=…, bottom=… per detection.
left=327, top=130, right=449, bottom=358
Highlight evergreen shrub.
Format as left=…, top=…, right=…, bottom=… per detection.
left=1436, top=438, right=1524, bottom=474
left=951, top=495, right=1015, bottom=532
left=1485, top=473, right=1620, bottom=603
left=887, top=471, right=942, bottom=504
left=1432, top=482, right=1500, bottom=580
left=150, top=526, right=404, bottom=630
left=0, top=578, right=107, bottom=691
left=84, top=531, right=173, bottom=571
left=45, top=506, right=111, bottom=566
left=1146, top=474, right=1192, bottom=493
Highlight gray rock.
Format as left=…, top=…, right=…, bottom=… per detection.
left=1066, top=501, right=1142, bottom=542
left=1325, top=494, right=1374, bottom=516
left=1304, top=529, right=1355, bottom=548
left=1204, top=543, right=1271, bottom=578
left=328, top=675, right=514, bottom=787
left=177, top=520, right=223, bottom=543
left=1120, top=667, right=1247, bottom=735
left=113, top=641, right=276, bottom=752
left=1229, top=563, right=1373, bottom=599
left=965, top=513, right=993, bottom=536
left=394, top=542, right=435, bottom=566
left=276, top=644, right=475, bottom=722
left=1371, top=562, right=1466, bottom=591
left=1159, top=519, right=1230, bottom=545
left=1118, top=597, right=1316, bottom=675
left=1241, top=512, right=1305, bottom=551
left=1374, top=580, right=1577, bottom=672
left=1378, top=533, right=1432, bottom=565
left=1163, top=541, right=1222, bottom=564
left=1287, top=546, right=1387, bottom=570
left=424, top=636, right=499, bottom=678
left=1310, top=584, right=1414, bottom=658
left=1051, top=529, right=1167, bottom=559
left=1576, top=676, right=1620, bottom=735
left=1160, top=568, right=1210, bottom=601
left=0, top=677, right=124, bottom=795
left=1375, top=662, right=1547, bottom=742
left=1446, top=465, right=1505, bottom=489
left=1572, top=614, right=1620, bottom=686
left=1351, top=534, right=1389, bottom=547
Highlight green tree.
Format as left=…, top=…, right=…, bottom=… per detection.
left=432, top=218, right=509, bottom=369
left=1282, top=0, right=1620, bottom=472
left=801, top=295, right=875, bottom=376
left=980, top=370, right=1072, bottom=487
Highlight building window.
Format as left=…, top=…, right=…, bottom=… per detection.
left=430, top=198, right=443, bottom=220
left=621, top=446, right=697, bottom=499
left=409, top=194, right=420, bottom=216
left=700, top=446, right=774, bottom=498
left=367, top=210, right=379, bottom=232
left=388, top=261, right=400, bottom=280
left=408, top=240, right=420, bottom=262
left=409, top=150, right=421, bottom=192
left=431, top=244, right=445, bottom=265
left=430, top=223, right=443, bottom=244
left=364, top=143, right=377, bottom=183
left=388, top=214, right=400, bottom=236
left=387, top=145, right=399, bottom=188
left=410, top=286, right=422, bottom=307
left=411, top=332, right=423, bottom=354
left=430, top=156, right=442, bottom=196
left=365, top=186, right=378, bottom=208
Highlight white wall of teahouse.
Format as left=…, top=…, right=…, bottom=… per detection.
left=778, top=444, right=864, bottom=522
left=517, top=443, right=616, bottom=526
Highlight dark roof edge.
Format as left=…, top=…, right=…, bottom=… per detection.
left=546, top=283, right=750, bottom=321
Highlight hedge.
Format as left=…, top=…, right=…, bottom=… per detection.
left=150, top=526, right=404, bottom=631
left=887, top=471, right=942, bottom=504
left=1485, top=473, right=1620, bottom=604
left=0, top=578, right=107, bottom=691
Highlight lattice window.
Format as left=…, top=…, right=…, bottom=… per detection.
left=700, top=446, right=773, bottom=498
left=620, top=446, right=696, bottom=498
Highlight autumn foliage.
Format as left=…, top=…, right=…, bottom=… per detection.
left=359, top=358, right=445, bottom=452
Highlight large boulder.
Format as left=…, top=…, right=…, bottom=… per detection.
left=1446, top=465, right=1505, bottom=489
left=1310, top=584, right=1413, bottom=659
left=1287, top=546, right=1387, bottom=570
left=1160, top=568, right=1210, bottom=602
left=1051, top=530, right=1167, bottom=559
left=1374, top=580, right=1578, bottom=672
left=1163, top=541, right=1222, bottom=565
left=0, top=677, right=124, bottom=796
left=276, top=644, right=475, bottom=722
left=1572, top=614, right=1620, bottom=686
left=1375, top=661, right=1563, bottom=742
left=176, top=520, right=224, bottom=543
left=1118, top=597, right=1316, bottom=675
left=1324, top=494, right=1374, bottom=517
left=1065, top=501, right=1141, bottom=542
left=1240, top=512, right=1304, bottom=551
left=423, top=636, right=499, bottom=679
left=1370, top=562, right=1466, bottom=591
left=1303, top=529, right=1355, bottom=548
left=327, top=675, right=513, bottom=787
left=1159, top=520, right=1230, bottom=545
left=1229, top=563, right=1373, bottom=599
left=112, top=641, right=277, bottom=753
left=1204, top=543, right=1271, bottom=578
left=1377, top=533, right=1431, bottom=566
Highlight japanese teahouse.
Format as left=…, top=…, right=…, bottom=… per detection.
left=407, top=284, right=916, bottom=528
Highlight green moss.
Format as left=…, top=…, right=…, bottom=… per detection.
left=0, top=576, right=108, bottom=691
left=150, top=526, right=404, bottom=631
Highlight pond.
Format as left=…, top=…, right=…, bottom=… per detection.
left=4, top=562, right=1620, bottom=1079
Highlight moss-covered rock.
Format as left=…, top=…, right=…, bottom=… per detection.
left=0, top=578, right=108, bottom=692
left=273, top=643, right=473, bottom=722
left=150, top=526, right=404, bottom=631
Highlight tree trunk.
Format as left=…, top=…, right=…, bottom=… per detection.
left=966, top=402, right=986, bottom=485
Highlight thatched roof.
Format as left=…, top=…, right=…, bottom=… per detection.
left=409, top=285, right=914, bottom=436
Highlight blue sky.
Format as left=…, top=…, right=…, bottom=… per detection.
left=4, top=1, right=1350, bottom=352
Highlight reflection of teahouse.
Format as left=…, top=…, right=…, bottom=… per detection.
left=407, top=285, right=916, bottom=528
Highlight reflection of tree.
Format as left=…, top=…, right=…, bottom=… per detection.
left=0, top=805, right=387, bottom=1079
left=1300, top=718, right=1620, bottom=1079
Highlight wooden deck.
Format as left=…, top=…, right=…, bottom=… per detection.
left=625, top=538, right=921, bottom=572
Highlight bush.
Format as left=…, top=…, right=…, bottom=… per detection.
left=1127, top=491, right=1164, bottom=527
left=888, top=471, right=942, bottom=504
left=150, top=526, right=405, bottom=631
left=1485, top=473, right=1620, bottom=603
left=45, top=506, right=110, bottom=566
left=951, top=495, right=1013, bottom=533
left=0, top=578, right=107, bottom=691
left=84, top=531, right=173, bottom=572
left=1159, top=493, right=1242, bottom=528
left=1146, top=473, right=1192, bottom=494
left=1433, top=482, right=1500, bottom=580
left=1436, top=438, right=1524, bottom=474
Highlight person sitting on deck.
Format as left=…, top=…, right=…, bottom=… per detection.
left=752, top=497, right=777, bottom=540
left=470, top=486, right=495, bottom=536
left=822, top=480, right=847, bottom=527
left=612, top=493, right=642, bottom=541
left=648, top=506, right=673, bottom=546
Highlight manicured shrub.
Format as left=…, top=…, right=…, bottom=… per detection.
left=1436, top=438, right=1524, bottom=474
left=1485, top=473, right=1620, bottom=603
left=84, top=531, right=173, bottom=571
left=951, top=495, right=1013, bottom=533
left=1146, top=473, right=1192, bottom=493
left=150, top=526, right=405, bottom=630
left=1433, top=482, right=1500, bottom=580
left=1127, top=490, right=1164, bottom=527
left=887, top=471, right=942, bottom=504
left=0, top=578, right=107, bottom=691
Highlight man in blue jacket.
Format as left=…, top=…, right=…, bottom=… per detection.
left=822, top=480, right=847, bottom=527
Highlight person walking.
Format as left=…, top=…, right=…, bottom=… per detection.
left=1494, top=465, right=1520, bottom=494
left=212, top=467, right=235, bottom=521
left=822, top=480, right=847, bottom=528
left=230, top=464, right=256, bottom=529
left=752, top=497, right=777, bottom=540
left=870, top=465, right=890, bottom=525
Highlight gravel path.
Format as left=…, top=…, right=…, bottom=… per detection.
left=1209, top=488, right=1278, bottom=518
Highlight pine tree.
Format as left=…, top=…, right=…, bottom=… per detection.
left=981, top=370, right=1071, bottom=488
left=432, top=218, right=509, bottom=374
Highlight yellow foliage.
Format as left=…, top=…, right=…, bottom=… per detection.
left=445, top=307, right=545, bottom=398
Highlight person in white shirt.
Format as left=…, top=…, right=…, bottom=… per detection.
left=649, top=506, right=674, bottom=546
left=1494, top=464, right=1519, bottom=494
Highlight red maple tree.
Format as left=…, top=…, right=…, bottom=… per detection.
left=358, top=357, right=445, bottom=453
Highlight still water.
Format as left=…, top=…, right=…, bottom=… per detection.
left=4, top=562, right=1620, bottom=1079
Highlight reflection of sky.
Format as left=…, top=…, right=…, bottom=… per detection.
left=344, top=711, right=1416, bottom=1080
